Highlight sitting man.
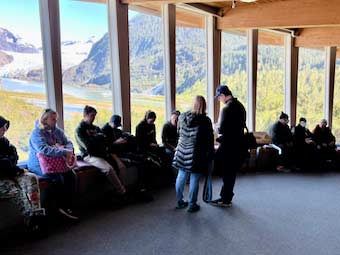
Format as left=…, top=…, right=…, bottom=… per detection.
left=312, top=119, right=337, bottom=165
left=0, top=116, right=46, bottom=233
left=102, top=115, right=153, bottom=200
left=75, top=106, right=127, bottom=199
left=270, top=112, right=294, bottom=172
left=292, top=117, right=317, bottom=170
left=161, top=110, right=180, bottom=156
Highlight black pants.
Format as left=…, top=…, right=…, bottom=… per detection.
left=215, top=146, right=241, bottom=203
left=219, top=161, right=241, bottom=203
left=47, top=170, right=76, bottom=210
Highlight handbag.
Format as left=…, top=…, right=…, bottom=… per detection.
left=37, top=153, right=77, bottom=174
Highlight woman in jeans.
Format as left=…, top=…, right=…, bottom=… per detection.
left=28, top=109, right=78, bottom=220
left=173, top=96, right=214, bottom=213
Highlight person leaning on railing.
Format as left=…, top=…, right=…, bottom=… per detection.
left=28, top=109, right=78, bottom=220
left=0, top=115, right=46, bottom=234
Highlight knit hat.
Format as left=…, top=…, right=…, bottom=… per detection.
left=279, top=112, right=289, bottom=120
left=0, top=116, right=10, bottom=130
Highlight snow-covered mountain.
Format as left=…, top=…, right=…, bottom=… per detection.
left=0, top=27, right=95, bottom=77
left=0, top=27, right=39, bottom=53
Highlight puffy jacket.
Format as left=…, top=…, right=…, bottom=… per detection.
left=173, top=111, right=214, bottom=174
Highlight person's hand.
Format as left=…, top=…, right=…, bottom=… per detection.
left=150, top=143, right=158, bottom=148
left=65, top=151, right=75, bottom=165
left=115, top=137, right=127, bottom=144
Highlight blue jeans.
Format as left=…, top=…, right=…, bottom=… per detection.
left=175, top=169, right=201, bottom=206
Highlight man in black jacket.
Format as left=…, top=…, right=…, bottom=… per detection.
left=210, top=85, right=246, bottom=207
left=271, top=112, right=294, bottom=171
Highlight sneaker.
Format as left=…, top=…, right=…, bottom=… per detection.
left=209, top=198, right=232, bottom=207
left=176, top=200, right=189, bottom=209
left=58, top=208, right=79, bottom=220
left=187, top=204, right=200, bottom=213
left=276, top=165, right=291, bottom=173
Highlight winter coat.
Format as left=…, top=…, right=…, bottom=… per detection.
left=135, top=120, right=157, bottom=151
left=161, top=121, right=178, bottom=151
left=0, top=136, right=23, bottom=178
left=75, top=120, right=107, bottom=158
left=312, top=125, right=336, bottom=147
left=28, top=121, right=74, bottom=176
left=217, top=97, right=246, bottom=152
left=173, top=111, right=214, bottom=174
left=271, top=121, right=292, bottom=146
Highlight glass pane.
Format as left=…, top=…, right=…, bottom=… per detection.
left=297, top=48, right=325, bottom=132
left=0, top=0, right=47, bottom=160
left=60, top=0, right=113, bottom=153
left=332, top=57, right=340, bottom=143
left=221, top=31, right=247, bottom=110
left=176, top=15, right=207, bottom=113
left=129, top=12, right=165, bottom=143
left=256, top=31, right=285, bottom=132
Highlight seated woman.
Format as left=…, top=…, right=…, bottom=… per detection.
left=312, top=119, right=337, bottom=164
left=136, top=110, right=159, bottom=155
left=0, top=116, right=45, bottom=232
left=136, top=110, right=172, bottom=182
left=28, top=109, right=78, bottom=220
left=75, top=106, right=127, bottom=199
left=161, top=110, right=180, bottom=156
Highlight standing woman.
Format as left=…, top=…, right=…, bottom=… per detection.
left=173, top=96, right=214, bottom=213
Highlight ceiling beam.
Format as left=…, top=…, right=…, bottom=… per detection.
left=218, top=0, right=340, bottom=30
left=176, top=3, right=221, bottom=17
left=295, top=27, right=340, bottom=48
left=121, top=0, right=227, bottom=4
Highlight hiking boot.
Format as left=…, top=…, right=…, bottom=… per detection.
left=209, top=198, right=232, bottom=207
left=58, top=208, right=79, bottom=220
left=187, top=204, right=200, bottom=213
left=176, top=200, right=189, bottom=209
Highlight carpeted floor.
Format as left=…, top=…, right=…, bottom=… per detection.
left=2, top=172, right=340, bottom=255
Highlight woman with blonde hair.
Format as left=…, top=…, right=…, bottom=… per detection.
left=173, top=96, right=214, bottom=213
left=28, top=108, right=78, bottom=220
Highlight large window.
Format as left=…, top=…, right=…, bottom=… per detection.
left=332, top=57, right=340, bottom=143
left=297, top=48, right=325, bottom=132
left=129, top=12, right=165, bottom=142
left=60, top=0, right=113, bottom=152
left=0, top=0, right=46, bottom=160
left=220, top=31, right=247, bottom=109
left=256, top=31, right=285, bottom=132
left=176, top=12, right=207, bottom=113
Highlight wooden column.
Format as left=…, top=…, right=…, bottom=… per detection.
left=107, top=0, right=131, bottom=132
left=206, top=15, right=221, bottom=123
left=246, top=29, right=258, bottom=132
left=162, top=4, right=176, bottom=121
left=324, top=46, right=336, bottom=128
left=39, top=0, right=64, bottom=129
left=284, top=35, right=299, bottom=127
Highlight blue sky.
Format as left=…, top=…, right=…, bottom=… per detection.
left=0, top=0, right=137, bottom=46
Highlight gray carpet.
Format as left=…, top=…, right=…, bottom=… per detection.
left=2, top=172, right=340, bottom=255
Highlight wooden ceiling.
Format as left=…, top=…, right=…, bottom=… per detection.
left=77, top=0, right=340, bottom=50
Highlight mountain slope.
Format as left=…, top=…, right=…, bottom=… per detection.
left=0, top=28, right=38, bottom=53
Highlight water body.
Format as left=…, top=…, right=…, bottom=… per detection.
left=0, top=78, right=113, bottom=117
left=0, top=78, right=112, bottom=102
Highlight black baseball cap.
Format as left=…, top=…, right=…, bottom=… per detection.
left=215, top=85, right=232, bottom=98
left=110, top=115, right=121, bottom=127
